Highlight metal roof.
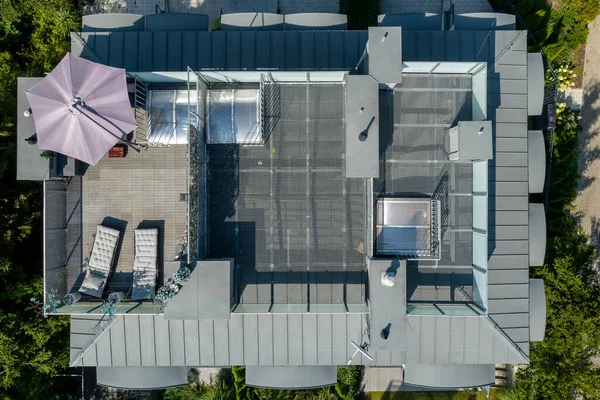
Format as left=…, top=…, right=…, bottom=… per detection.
left=71, top=30, right=369, bottom=72
left=368, top=259, right=407, bottom=352
left=284, top=14, right=348, bottom=30
left=527, top=53, right=545, bottom=116
left=400, top=30, right=533, bottom=356
left=96, top=367, right=188, bottom=389
left=164, top=259, right=234, bottom=320
left=344, top=74, right=379, bottom=178
left=528, top=130, right=546, bottom=193
left=403, top=315, right=527, bottom=364
left=529, top=203, right=547, bottom=267
left=367, top=27, right=402, bottom=83
left=529, top=279, right=546, bottom=341
left=70, top=313, right=369, bottom=367
left=378, top=13, right=441, bottom=30
left=82, top=13, right=145, bottom=32
left=403, top=364, right=495, bottom=388
left=246, top=366, right=337, bottom=389
left=454, top=13, right=517, bottom=31
left=221, top=13, right=284, bottom=31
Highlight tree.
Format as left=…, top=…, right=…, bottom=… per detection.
left=0, top=0, right=80, bottom=398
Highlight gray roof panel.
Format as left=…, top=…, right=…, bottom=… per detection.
left=199, top=320, right=216, bottom=365
left=368, top=259, right=407, bottom=351
left=368, top=27, right=402, bottom=82
left=229, top=314, right=245, bottom=365
left=317, top=314, right=333, bottom=365
left=168, top=31, right=183, bottom=71
left=271, top=31, right=286, bottom=69
left=454, top=12, right=516, bottom=30
left=528, top=130, right=546, bottom=193
left=488, top=283, right=529, bottom=299
left=495, top=123, right=528, bottom=137
left=124, top=316, right=142, bottom=366
left=227, top=31, right=242, bottom=69
left=153, top=31, right=167, bottom=71
left=284, top=13, right=347, bottom=30
left=184, top=320, right=200, bottom=366
left=489, top=313, right=529, bottom=328
left=97, top=367, right=188, bottom=390
left=529, top=203, right=547, bottom=266
left=212, top=31, right=227, bottom=69
left=332, top=314, right=348, bottom=364
left=198, top=32, right=212, bottom=69
left=124, top=32, right=139, bottom=71
left=503, top=327, right=530, bottom=342
left=109, top=31, right=124, bottom=68
left=529, top=279, right=546, bottom=341
left=110, top=317, right=127, bottom=366
left=303, top=314, right=318, bottom=365
left=154, top=317, right=170, bottom=366
left=527, top=53, right=545, bottom=115
left=377, top=13, right=441, bottom=29
left=493, top=167, right=528, bottom=182
left=243, top=314, right=259, bottom=365
left=301, top=31, right=315, bottom=68
left=487, top=269, right=529, bottom=284
left=286, top=31, right=300, bottom=69
left=246, top=366, right=337, bottom=389
left=488, top=298, right=529, bottom=314
left=169, top=320, right=185, bottom=365
left=488, top=255, right=529, bottom=268
left=258, top=314, right=274, bottom=365
left=288, top=314, right=304, bottom=364
left=145, top=13, right=208, bottom=31
left=82, top=13, right=145, bottom=32
left=214, top=319, right=230, bottom=365
left=221, top=13, right=284, bottom=31
left=138, top=32, right=153, bottom=71
left=139, top=315, right=156, bottom=366
left=403, top=364, right=495, bottom=389
left=241, top=31, right=256, bottom=70
left=490, top=240, right=529, bottom=255
left=273, top=314, right=288, bottom=365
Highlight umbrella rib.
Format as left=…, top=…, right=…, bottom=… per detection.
left=75, top=105, right=141, bottom=153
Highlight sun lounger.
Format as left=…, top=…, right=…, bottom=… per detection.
left=79, top=225, right=120, bottom=298
left=131, top=228, right=159, bottom=300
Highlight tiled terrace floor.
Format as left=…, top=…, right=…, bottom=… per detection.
left=76, top=145, right=188, bottom=292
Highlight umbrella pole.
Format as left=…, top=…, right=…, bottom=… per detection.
left=75, top=105, right=142, bottom=153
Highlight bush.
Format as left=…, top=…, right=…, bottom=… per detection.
left=335, top=366, right=363, bottom=400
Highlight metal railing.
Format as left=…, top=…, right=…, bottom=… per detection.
left=155, top=3, right=165, bottom=14
left=133, top=76, right=149, bottom=144
left=260, top=73, right=281, bottom=145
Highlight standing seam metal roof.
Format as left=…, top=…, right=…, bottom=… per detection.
left=400, top=29, right=531, bottom=357
left=71, top=30, right=368, bottom=72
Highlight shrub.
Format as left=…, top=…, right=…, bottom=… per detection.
left=335, top=366, right=363, bottom=400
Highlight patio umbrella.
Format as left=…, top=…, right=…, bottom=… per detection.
left=25, top=52, right=138, bottom=166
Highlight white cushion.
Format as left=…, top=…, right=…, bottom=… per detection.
left=133, top=229, right=158, bottom=273
left=89, top=225, right=120, bottom=274
left=81, top=270, right=105, bottom=292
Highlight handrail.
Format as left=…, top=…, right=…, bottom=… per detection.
left=156, top=3, right=165, bottom=14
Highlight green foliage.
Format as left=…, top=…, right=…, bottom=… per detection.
left=335, top=366, right=363, bottom=400
left=213, top=17, right=222, bottom=31
left=0, top=0, right=80, bottom=398
left=233, top=365, right=251, bottom=400
left=513, top=103, right=600, bottom=398
left=341, top=0, right=379, bottom=30
left=494, top=0, right=599, bottom=65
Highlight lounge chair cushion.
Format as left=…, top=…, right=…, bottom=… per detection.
left=81, top=270, right=105, bottom=292
left=131, top=270, right=157, bottom=300
left=89, top=225, right=120, bottom=275
left=133, top=229, right=158, bottom=271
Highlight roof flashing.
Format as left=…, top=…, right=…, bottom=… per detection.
left=367, top=27, right=402, bottom=83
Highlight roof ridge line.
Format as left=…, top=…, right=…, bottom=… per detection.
left=69, top=315, right=123, bottom=367
left=485, top=315, right=529, bottom=364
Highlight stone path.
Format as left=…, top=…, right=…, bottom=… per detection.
left=559, top=88, right=584, bottom=110
left=574, top=15, right=600, bottom=266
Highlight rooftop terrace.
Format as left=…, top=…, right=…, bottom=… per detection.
left=59, top=146, right=188, bottom=298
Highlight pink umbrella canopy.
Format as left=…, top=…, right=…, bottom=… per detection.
left=25, top=53, right=137, bottom=166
